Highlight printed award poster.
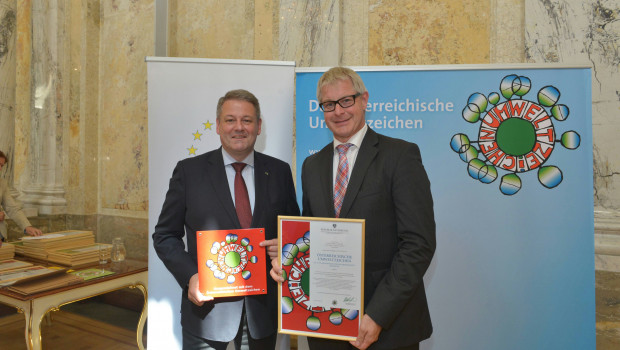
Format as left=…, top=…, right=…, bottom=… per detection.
left=196, top=228, right=267, bottom=297
left=278, top=216, right=364, bottom=341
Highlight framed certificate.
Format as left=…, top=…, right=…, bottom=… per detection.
left=277, top=216, right=365, bottom=341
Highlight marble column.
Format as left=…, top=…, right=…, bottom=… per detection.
left=18, top=0, right=66, bottom=215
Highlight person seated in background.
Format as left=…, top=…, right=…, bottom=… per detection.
left=0, top=150, right=43, bottom=241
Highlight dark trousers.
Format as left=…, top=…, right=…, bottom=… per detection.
left=307, top=337, right=419, bottom=350
left=182, top=309, right=276, bottom=350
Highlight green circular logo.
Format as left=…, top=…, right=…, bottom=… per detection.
left=301, top=268, right=310, bottom=296
left=225, top=251, right=241, bottom=267
left=496, top=118, right=536, bottom=156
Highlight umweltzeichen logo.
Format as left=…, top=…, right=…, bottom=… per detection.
left=281, top=230, right=358, bottom=331
left=450, top=74, right=581, bottom=195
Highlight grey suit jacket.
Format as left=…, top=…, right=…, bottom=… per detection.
left=153, top=148, right=300, bottom=341
left=301, top=128, right=436, bottom=349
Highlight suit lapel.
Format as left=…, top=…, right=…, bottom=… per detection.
left=206, top=148, right=240, bottom=228
left=252, top=152, right=268, bottom=227
left=317, top=145, right=337, bottom=217
left=339, top=128, right=378, bottom=218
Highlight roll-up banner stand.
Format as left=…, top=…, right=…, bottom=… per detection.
left=147, top=57, right=295, bottom=349
left=295, top=64, right=594, bottom=350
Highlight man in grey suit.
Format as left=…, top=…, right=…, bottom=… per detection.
left=273, top=67, right=435, bottom=350
left=153, top=89, right=300, bottom=350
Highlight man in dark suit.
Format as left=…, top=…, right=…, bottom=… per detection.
left=273, top=67, right=435, bottom=350
left=153, top=89, right=300, bottom=350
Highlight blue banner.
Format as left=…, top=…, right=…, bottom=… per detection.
left=295, top=66, right=594, bottom=349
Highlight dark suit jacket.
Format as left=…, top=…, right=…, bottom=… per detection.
left=301, top=128, right=436, bottom=349
left=153, top=148, right=300, bottom=342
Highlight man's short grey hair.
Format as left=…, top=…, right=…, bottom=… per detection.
left=317, top=67, right=367, bottom=102
left=216, top=89, right=261, bottom=120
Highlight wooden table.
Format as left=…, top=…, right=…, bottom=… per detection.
left=0, top=259, right=148, bottom=350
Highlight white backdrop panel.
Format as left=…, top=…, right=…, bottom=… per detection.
left=147, top=57, right=295, bottom=349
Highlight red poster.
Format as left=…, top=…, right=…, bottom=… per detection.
left=279, top=217, right=361, bottom=340
left=196, top=228, right=267, bottom=297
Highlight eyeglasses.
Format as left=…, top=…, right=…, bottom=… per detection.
left=319, top=93, right=361, bottom=112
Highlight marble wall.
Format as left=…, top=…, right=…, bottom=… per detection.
left=1, top=0, right=153, bottom=258
left=0, top=0, right=618, bottom=262
left=525, top=0, right=620, bottom=210
left=0, top=0, right=16, bottom=187
left=524, top=0, right=620, bottom=272
left=368, top=0, right=490, bottom=65
left=98, top=0, right=153, bottom=215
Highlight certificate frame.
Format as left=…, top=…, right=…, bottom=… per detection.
left=277, top=215, right=365, bottom=341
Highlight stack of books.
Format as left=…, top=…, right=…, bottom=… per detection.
left=16, top=230, right=96, bottom=261
left=48, top=243, right=112, bottom=266
left=0, top=242, right=15, bottom=260
left=0, top=259, right=33, bottom=272
left=7, top=241, right=25, bottom=256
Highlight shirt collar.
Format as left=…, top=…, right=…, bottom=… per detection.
left=333, top=123, right=368, bottom=150
left=221, top=148, right=255, bottom=167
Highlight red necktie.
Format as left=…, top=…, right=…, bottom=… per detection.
left=334, top=143, right=353, bottom=218
left=232, top=162, right=252, bottom=229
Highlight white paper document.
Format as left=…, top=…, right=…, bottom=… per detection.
left=21, top=234, right=64, bottom=240
left=309, top=220, right=362, bottom=310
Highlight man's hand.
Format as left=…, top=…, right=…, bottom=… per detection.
left=0, top=211, right=5, bottom=221
left=24, top=226, right=42, bottom=236
left=350, top=314, right=382, bottom=350
left=261, top=239, right=286, bottom=283
left=187, top=273, right=214, bottom=306
left=269, top=256, right=285, bottom=283
left=259, top=238, right=279, bottom=259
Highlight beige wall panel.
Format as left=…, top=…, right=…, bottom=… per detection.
left=490, top=0, right=525, bottom=63
left=341, top=1, right=369, bottom=66
left=66, top=0, right=82, bottom=214
left=99, top=0, right=153, bottom=215
left=278, top=0, right=340, bottom=66
left=65, top=0, right=100, bottom=215
left=168, top=0, right=254, bottom=59
left=368, top=0, right=490, bottom=65
left=254, top=0, right=277, bottom=60
left=80, top=0, right=101, bottom=215
left=14, top=0, right=31, bottom=188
